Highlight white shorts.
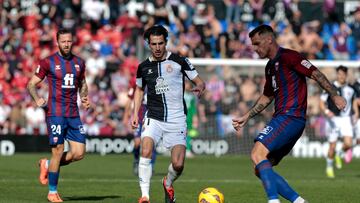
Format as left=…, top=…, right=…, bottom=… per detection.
left=141, top=117, right=187, bottom=149
left=326, top=116, right=353, bottom=143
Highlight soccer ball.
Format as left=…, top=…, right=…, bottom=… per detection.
left=198, top=187, right=224, bottom=203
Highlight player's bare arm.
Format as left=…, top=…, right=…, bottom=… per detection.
left=191, top=76, right=206, bottom=98
left=311, top=69, right=347, bottom=110
left=232, top=94, right=273, bottom=131
left=27, top=75, right=46, bottom=107
left=131, top=86, right=144, bottom=129
left=79, top=78, right=90, bottom=110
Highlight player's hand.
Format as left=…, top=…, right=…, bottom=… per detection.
left=191, top=85, right=205, bottom=98
left=232, top=116, right=249, bottom=131
left=131, top=116, right=139, bottom=129
left=81, top=96, right=90, bottom=110
left=331, top=95, right=347, bottom=111
left=36, top=98, right=47, bottom=108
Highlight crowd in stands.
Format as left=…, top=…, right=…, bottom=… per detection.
left=0, top=0, right=359, bottom=139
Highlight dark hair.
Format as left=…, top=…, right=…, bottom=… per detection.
left=143, top=25, right=168, bottom=43
left=249, top=24, right=275, bottom=38
left=56, top=29, right=72, bottom=41
left=336, top=65, right=348, bottom=73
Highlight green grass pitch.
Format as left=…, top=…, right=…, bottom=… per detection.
left=1, top=153, right=360, bottom=202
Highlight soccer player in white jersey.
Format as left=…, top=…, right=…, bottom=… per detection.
left=132, top=25, right=206, bottom=203
left=320, top=65, right=358, bottom=178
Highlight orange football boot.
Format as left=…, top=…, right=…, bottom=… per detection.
left=47, top=193, right=63, bottom=202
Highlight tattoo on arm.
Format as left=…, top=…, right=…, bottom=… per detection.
left=79, top=79, right=88, bottom=98
left=312, top=69, right=337, bottom=97
left=27, top=81, right=39, bottom=101
left=248, top=96, right=272, bottom=118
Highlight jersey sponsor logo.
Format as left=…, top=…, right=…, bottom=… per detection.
left=147, top=69, right=153, bottom=74
left=155, top=76, right=170, bottom=94
left=260, top=125, right=273, bottom=135
left=301, top=60, right=312, bottom=69
left=62, top=73, right=75, bottom=88
left=55, top=65, right=61, bottom=70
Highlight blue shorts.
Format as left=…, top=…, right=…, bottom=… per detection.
left=254, top=115, right=306, bottom=165
left=46, top=116, right=86, bottom=146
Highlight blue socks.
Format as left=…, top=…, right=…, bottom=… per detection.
left=273, top=171, right=299, bottom=202
left=256, top=160, right=278, bottom=200
left=48, top=171, right=59, bottom=193
left=255, top=160, right=299, bottom=201
left=134, top=146, right=140, bottom=162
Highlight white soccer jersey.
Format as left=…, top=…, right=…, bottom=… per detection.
left=136, top=52, right=198, bottom=122
left=320, top=81, right=355, bottom=117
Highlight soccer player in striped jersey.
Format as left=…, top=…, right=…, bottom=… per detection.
left=132, top=25, right=205, bottom=203
left=27, top=29, right=90, bottom=203
left=232, top=25, right=346, bottom=203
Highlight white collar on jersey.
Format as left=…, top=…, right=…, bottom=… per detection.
left=149, top=51, right=171, bottom=62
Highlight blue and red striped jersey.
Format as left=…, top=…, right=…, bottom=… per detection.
left=35, top=52, right=86, bottom=117
left=263, top=48, right=316, bottom=118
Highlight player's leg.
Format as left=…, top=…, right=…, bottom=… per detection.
left=340, top=117, right=354, bottom=163
left=133, top=136, right=141, bottom=175
left=47, top=144, right=64, bottom=202
left=254, top=115, right=307, bottom=203
left=162, top=121, right=187, bottom=203
left=326, top=141, right=336, bottom=178
left=252, top=142, right=279, bottom=202
left=138, top=118, right=161, bottom=202
left=60, top=117, right=86, bottom=166
left=139, top=137, right=154, bottom=203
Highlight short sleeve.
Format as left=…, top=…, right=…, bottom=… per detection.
left=263, top=68, right=274, bottom=97
left=35, top=59, right=49, bottom=80
left=182, top=57, right=198, bottom=80
left=290, top=52, right=317, bottom=77
left=136, top=64, right=144, bottom=88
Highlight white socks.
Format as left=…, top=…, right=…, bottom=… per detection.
left=268, top=199, right=280, bottom=203
left=165, top=164, right=180, bottom=188
left=293, top=196, right=306, bottom=203
left=139, top=157, right=152, bottom=199
left=326, top=158, right=333, bottom=168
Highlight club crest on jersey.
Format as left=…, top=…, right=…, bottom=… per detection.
left=301, top=60, right=312, bottom=69
left=155, top=76, right=170, bottom=94
left=166, top=64, right=173, bottom=73
left=75, top=64, right=80, bottom=71
left=260, top=126, right=273, bottom=135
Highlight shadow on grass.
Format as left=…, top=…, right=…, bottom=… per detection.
left=64, top=195, right=121, bottom=201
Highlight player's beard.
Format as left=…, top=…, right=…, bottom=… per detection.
left=59, top=46, right=72, bottom=58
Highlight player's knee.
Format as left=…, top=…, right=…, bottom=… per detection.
left=141, top=147, right=153, bottom=158
left=250, top=151, right=266, bottom=165
left=172, top=162, right=184, bottom=173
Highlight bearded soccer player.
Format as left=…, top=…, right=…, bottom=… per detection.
left=27, top=29, right=90, bottom=202
left=232, top=25, right=346, bottom=203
